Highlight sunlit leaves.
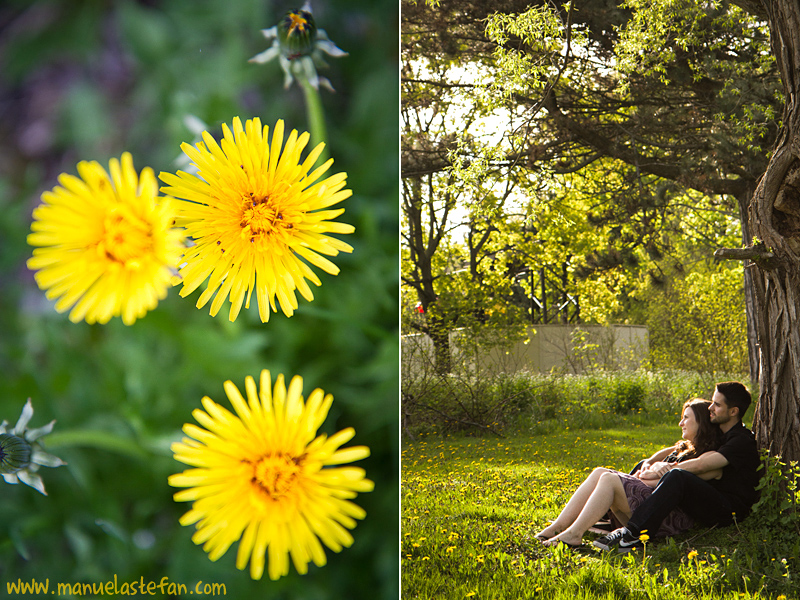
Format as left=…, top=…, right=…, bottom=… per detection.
left=615, top=0, right=777, bottom=151
left=638, top=265, right=748, bottom=373
left=485, top=4, right=587, bottom=101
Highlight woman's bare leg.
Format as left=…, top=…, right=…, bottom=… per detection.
left=536, top=467, right=615, bottom=540
left=544, top=472, right=630, bottom=546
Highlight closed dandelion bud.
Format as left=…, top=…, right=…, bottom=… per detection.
left=249, top=2, right=347, bottom=91
left=1, top=399, right=65, bottom=495
left=0, top=434, right=32, bottom=475
left=279, top=9, right=317, bottom=58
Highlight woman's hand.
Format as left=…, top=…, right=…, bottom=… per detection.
left=636, top=461, right=672, bottom=481
left=636, top=468, right=661, bottom=480
left=647, top=461, right=671, bottom=472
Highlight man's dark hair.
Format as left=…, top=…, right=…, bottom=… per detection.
left=716, top=381, right=752, bottom=419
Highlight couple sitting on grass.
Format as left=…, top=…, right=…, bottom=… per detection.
left=536, top=381, right=761, bottom=552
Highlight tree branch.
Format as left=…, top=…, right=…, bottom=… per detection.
left=542, top=88, right=748, bottom=198
left=714, top=245, right=782, bottom=270
left=714, top=247, right=774, bottom=261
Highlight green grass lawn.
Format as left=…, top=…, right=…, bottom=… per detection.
left=402, top=421, right=799, bottom=600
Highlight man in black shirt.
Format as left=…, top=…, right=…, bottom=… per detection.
left=594, top=381, right=761, bottom=552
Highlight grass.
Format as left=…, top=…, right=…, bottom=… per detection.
left=402, top=424, right=800, bottom=600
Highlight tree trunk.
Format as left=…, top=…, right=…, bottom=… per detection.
left=736, top=188, right=760, bottom=383
left=742, top=265, right=760, bottom=384
left=748, top=0, right=800, bottom=460
left=428, top=313, right=452, bottom=374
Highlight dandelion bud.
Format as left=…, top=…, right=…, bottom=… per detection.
left=1, top=399, right=65, bottom=495
left=0, top=433, right=32, bottom=474
left=279, top=8, right=317, bottom=58
left=249, top=2, right=347, bottom=91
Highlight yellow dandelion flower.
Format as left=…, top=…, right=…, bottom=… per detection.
left=168, top=370, right=373, bottom=581
left=159, top=117, right=354, bottom=322
left=688, top=550, right=698, bottom=560
left=27, top=153, right=183, bottom=325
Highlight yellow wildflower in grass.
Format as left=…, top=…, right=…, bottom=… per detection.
left=27, top=153, right=183, bottom=325
left=159, top=117, right=354, bottom=322
left=168, top=369, right=373, bottom=580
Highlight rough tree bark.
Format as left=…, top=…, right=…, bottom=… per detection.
left=747, top=0, right=800, bottom=460
left=735, top=187, right=761, bottom=384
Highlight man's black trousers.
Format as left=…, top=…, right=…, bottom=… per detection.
left=627, top=469, right=736, bottom=536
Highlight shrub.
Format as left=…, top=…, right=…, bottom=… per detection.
left=401, top=369, right=750, bottom=438
left=609, top=379, right=646, bottom=414
left=750, top=452, right=800, bottom=534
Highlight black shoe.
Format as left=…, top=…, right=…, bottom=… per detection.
left=616, top=530, right=644, bottom=553
left=592, top=527, right=642, bottom=552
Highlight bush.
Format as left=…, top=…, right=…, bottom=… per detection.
left=608, top=379, right=646, bottom=414
left=636, top=267, right=749, bottom=374
left=401, top=369, right=750, bottom=438
left=749, top=452, right=800, bottom=535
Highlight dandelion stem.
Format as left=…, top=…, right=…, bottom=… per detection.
left=46, top=429, right=150, bottom=461
left=299, top=77, right=329, bottom=166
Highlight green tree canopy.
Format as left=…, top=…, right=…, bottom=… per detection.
left=403, top=0, right=800, bottom=460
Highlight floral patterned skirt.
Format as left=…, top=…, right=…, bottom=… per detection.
left=612, top=472, right=694, bottom=538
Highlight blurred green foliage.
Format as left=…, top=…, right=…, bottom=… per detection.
left=0, top=0, right=398, bottom=597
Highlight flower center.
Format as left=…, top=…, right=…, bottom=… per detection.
left=286, top=12, right=309, bottom=36
left=99, top=208, right=153, bottom=267
left=239, top=195, right=296, bottom=245
left=251, top=452, right=302, bottom=500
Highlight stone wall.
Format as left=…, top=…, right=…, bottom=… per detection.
left=402, top=324, right=649, bottom=377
